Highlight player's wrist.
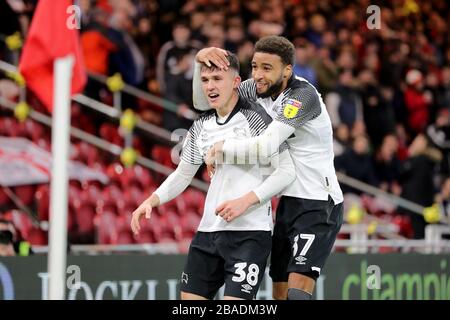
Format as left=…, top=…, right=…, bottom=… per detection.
left=195, top=50, right=207, bottom=63
left=148, top=193, right=160, bottom=208
left=243, top=191, right=259, bottom=207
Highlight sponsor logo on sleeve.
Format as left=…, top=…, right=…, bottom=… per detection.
left=283, top=99, right=302, bottom=119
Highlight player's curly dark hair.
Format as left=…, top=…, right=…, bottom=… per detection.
left=254, top=36, right=295, bottom=66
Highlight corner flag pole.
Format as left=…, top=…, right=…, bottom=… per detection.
left=48, top=55, right=74, bottom=300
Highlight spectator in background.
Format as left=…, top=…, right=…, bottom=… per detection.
left=108, top=8, right=145, bottom=87
left=224, top=22, right=246, bottom=53
left=424, top=70, right=443, bottom=123
left=134, top=16, right=160, bottom=87
left=398, top=134, right=442, bottom=238
left=333, top=123, right=351, bottom=157
left=359, top=69, right=396, bottom=148
left=80, top=8, right=117, bottom=76
left=0, top=0, right=29, bottom=63
left=304, top=14, right=326, bottom=48
left=311, top=45, right=339, bottom=95
left=80, top=8, right=117, bottom=101
left=156, top=21, right=203, bottom=95
left=404, top=69, right=432, bottom=134
left=437, top=178, right=450, bottom=227
left=236, top=40, right=254, bottom=80
left=163, top=51, right=197, bottom=132
left=189, top=10, right=208, bottom=43
left=335, top=134, right=377, bottom=194
left=374, top=134, right=402, bottom=195
left=440, top=66, right=450, bottom=110
left=427, top=108, right=450, bottom=177
left=326, top=70, right=363, bottom=129
left=293, top=40, right=317, bottom=86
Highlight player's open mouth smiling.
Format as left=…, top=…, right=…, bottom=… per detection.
left=256, top=82, right=268, bottom=90
left=208, top=93, right=220, bottom=103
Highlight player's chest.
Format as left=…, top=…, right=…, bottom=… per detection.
left=256, top=94, right=285, bottom=119
left=196, top=116, right=251, bottom=156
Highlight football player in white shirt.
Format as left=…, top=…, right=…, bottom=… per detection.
left=194, top=36, right=344, bottom=300
left=131, top=51, right=295, bottom=300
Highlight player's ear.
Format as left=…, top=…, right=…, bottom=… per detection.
left=283, top=65, right=292, bottom=79
left=233, top=75, right=241, bottom=89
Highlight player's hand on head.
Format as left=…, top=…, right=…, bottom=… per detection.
left=131, top=199, right=153, bottom=235
left=196, top=47, right=229, bottom=70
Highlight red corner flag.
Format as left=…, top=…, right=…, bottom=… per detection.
left=19, top=0, right=86, bottom=112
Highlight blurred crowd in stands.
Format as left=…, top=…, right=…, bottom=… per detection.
left=0, top=0, right=449, bottom=246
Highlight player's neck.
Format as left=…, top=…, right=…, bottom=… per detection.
left=270, top=73, right=291, bottom=100
left=216, top=92, right=239, bottom=118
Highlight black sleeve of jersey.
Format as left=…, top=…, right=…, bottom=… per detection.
left=238, top=79, right=258, bottom=102
left=240, top=102, right=289, bottom=154
left=275, top=82, right=322, bottom=128
left=180, top=118, right=204, bottom=165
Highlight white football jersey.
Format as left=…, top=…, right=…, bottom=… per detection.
left=238, top=76, right=344, bottom=204
left=181, top=97, right=288, bottom=232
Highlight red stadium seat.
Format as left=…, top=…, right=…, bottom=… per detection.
left=135, top=230, right=156, bottom=244
left=123, top=184, right=146, bottom=207
left=117, top=230, right=134, bottom=244
left=115, top=214, right=132, bottom=233
left=3, top=117, right=20, bottom=137
left=72, top=141, right=100, bottom=166
left=95, top=210, right=118, bottom=244
left=158, top=211, right=182, bottom=240
left=158, top=234, right=178, bottom=244
left=98, top=183, right=123, bottom=212
left=132, top=165, right=154, bottom=189
left=83, top=182, right=103, bottom=208
left=27, top=228, right=48, bottom=245
left=140, top=214, right=163, bottom=241
left=10, top=210, right=34, bottom=239
left=13, top=185, right=35, bottom=206
left=182, top=188, right=206, bottom=215
left=99, top=123, right=123, bottom=145
left=151, top=145, right=175, bottom=169
left=0, top=187, right=10, bottom=207
left=24, top=119, right=46, bottom=142
left=78, top=113, right=97, bottom=135
left=177, top=237, right=192, bottom=254
left=105, top=163, right=124, bottom=185
left=75, top=204, right=96, bottom=234
left=180, top=210, right=200, bottom=236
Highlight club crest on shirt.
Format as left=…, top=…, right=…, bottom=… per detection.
left=233, top=127, right=247, bottom=138
left=283, top=99, right=302, bottom=119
